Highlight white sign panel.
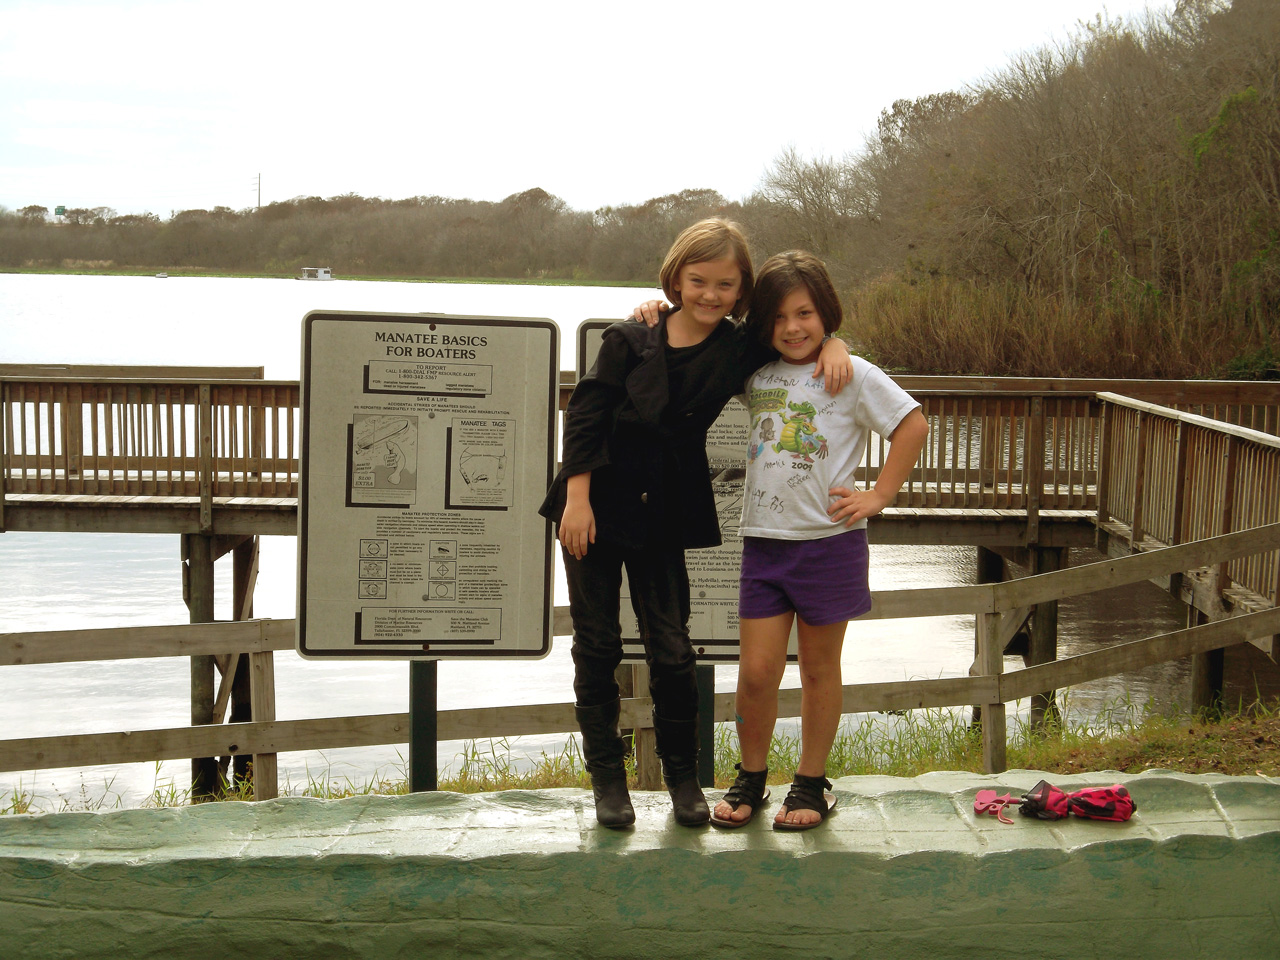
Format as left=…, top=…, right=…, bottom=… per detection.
left=299, top=311, right=558, bottom=659
left=576, top=321, right=762, bottom=664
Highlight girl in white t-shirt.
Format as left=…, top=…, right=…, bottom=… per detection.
left=714, top=251, right=929, bottom=830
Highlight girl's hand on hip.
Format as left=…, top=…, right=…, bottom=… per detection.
left=827, top=486, right=892, bottom=527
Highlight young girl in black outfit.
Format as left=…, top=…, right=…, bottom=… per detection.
left=540, top=219, right=852, bottom=827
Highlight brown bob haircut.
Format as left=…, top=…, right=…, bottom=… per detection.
left=746, top=250, right=844, bottom=348
left=659, top=218, right=754, bottom=319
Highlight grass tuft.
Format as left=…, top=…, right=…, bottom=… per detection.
left=7, top=697, right=1279, bottom=814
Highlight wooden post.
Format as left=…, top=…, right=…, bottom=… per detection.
left=249, top=649, right=278, bottom=800
left=631, top=663, right=661, bottom=790
left=1215, top=437, right=1239, bottom=592
left=1, top=381, right=7, bottom=533
left=183, top=533, right=219, bottom=798
left=1168, top=423, right=1191, bottom=599
left=971, top=547, right=1004, bottom=726
left=1188, top=607, right=1224, bottom=717
left=979, top=408, right=996, bottom=505
left=63, top=389, right=83, bottom=478
left=1026, top=397, right=1043, bottom=543
left=198, top=383, right=213, bottom=533
left=1027, top=546, right=1065, bottom=730
left=1130, top=410, right=1150, bottom=550
left=1170, top=423, right=1190, bottom=547
left=251, top=395, right=265, bottom=481
left=977, top=610, right=1006, bottom=773
left=230, top=537, right=258, bottom=785
left=1190, top=436, right=1238, bottom=717
left=614, top=663, right=635, bottom=761
left=1096, top=400, right=1115, bottom=544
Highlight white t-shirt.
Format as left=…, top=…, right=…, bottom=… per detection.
left=739, top=355, right=920, bottom=540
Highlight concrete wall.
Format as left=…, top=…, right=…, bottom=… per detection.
left=2, top=770, right=1277, bottom=959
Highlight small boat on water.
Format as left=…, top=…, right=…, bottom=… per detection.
left=298, top=266, right=334, bottom=281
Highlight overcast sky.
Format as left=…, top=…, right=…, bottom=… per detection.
left=1, top=0, right=1173, bottom=217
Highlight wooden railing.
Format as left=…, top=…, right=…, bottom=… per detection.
left=0, top=382, right=1112, bottom=523
left=3, top=521, right=1278, bottom=796
left=3, top=375, right=1279, bottom=802
left=1097, top=393, right=1280, bottom=612
left=7, top=375, right=1274, bottom=523
left=2, top=377, right=300, bottom=529
left=891, top=392, right=1102, bottom=511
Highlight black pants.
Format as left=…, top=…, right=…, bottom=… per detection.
left=562, top=539, right=697, bottom=721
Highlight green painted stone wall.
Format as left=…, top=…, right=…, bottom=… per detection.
left=1, top=770, right=1277, bottom=959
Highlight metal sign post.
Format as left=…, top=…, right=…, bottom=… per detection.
left=409, top=660, right=438, bottom=792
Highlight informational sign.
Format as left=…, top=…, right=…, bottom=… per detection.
left=299, top=311, right=558, bottom=659
left=576, top=321, right=759, bottom=664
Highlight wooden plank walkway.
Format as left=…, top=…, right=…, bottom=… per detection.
left=0, top=491, right=1101, bottom=546
left=3, top=372, right=1277, bottom=796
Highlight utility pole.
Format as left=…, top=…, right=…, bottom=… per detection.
left=254, top=173, right=261, bottom=210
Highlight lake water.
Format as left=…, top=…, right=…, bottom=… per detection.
left=0, top=274, right=1268, bottom=812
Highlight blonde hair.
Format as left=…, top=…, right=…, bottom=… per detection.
left=659, top=218, right=754, bottom=319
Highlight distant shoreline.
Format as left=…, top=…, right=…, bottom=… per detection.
left=0, top=267, right=655, bottom=289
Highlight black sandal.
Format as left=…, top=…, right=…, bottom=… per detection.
left=773, top=773, right=837, bottom=831
left=709, top=763, right=770, bottom=828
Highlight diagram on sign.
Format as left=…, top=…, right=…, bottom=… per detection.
left=447, top=417, right=515, bottom=508
left=357, top=543, right=389, bottom=599
left=459, top=446, right=506, bottom=485
left=350, top=414, right=418, bottom=505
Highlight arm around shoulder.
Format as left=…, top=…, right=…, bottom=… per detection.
left=814, top=336, right=854, bottom=395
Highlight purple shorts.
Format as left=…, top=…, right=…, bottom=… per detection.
left=739, top=530, right=872, bottom=626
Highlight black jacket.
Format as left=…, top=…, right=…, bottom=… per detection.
left=540, top=315, right=771, bottom=551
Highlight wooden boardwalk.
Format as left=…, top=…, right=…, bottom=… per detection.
left=3, top=367, right=1279, bottom=798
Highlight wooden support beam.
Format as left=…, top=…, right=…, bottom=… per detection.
left=630, top=663, right=661, bottom=790
left=230, top=537, right=258, bottom=783
left=0, top=617, right=295, bottom=666
left=1026, top=397, right=1043, bottom=543
left=1216, top=437, right=1239, bottom=594
left=198, top=385, right=213, bottom=533
left=1095, top=400, right=1115, bottom=541
left=211, top=653, right=241, bottom=728
left=1130, top=410, right=1150, bottom=550
left=183, top=533, right=219, bottom=798
left=994, top=523, right=1280, bottom=612
left=1027, top=547, right=1064, bottom=729
left=1188, top=607, right=1225, bottom=716
left=1001, top=607, right=1280, bottom=702
left=249, top=650, right=278, bottom=800
left=970, top=548, right=1005, bottom=725
left=977, top=611, right=1006, bottom=774
left=212, top=533, right=254, bottom=562
left=998, top=607, right=1032, bottom=653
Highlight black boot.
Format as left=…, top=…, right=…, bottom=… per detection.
left=575, top=700, right=635, bottom=829
left=653, top=713, right=709, bottom=826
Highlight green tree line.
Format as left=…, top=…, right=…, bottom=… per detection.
left=2, top=0, right=1275, bottom=379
